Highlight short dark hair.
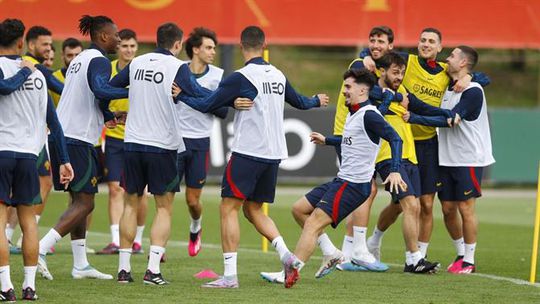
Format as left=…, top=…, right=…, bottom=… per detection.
left=25, top=25, right=52, bottom=43
left=78, top=15, right=114, bottom=41
left=50, top=45, right=56, bottom=52
left=457, top=45, right=478, bottom=71
left=422, top=27, right=442, bottom=42
left=369, top=26, right=394, bottom=43
left=378, top=52, right=406, bottom=70
left=240, top=26, right=265, bottom=50
left=62, top=37, right=83, bottom=52
left=343, top=68, right=377, bottom=90
left=156, top=22, right=183, bottom=49
left=119, top=29, right=137, bottom=41
left=185, top=27, right=217, bottom=59
left=0, top=19, right=25, bottom=48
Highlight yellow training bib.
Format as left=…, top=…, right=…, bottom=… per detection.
left=104, top=59, right=129, bottom=140
left=402, top=54, right=450, bottom=140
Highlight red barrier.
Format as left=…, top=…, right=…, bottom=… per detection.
left=1, top=0, right=539, bottom=48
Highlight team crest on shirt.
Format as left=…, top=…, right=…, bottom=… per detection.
left=91, top=177, right=98, bottom=187
left=44, top=161, right=50, bottom=171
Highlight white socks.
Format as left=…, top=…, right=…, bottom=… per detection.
left=118, top=248, right=132, bottom=272
left=464, top=243, right=477, bottom=265
left=369, top=227, right=385, bottom=246
left=39, top=229, right=62, bottom=256
left=71, top=239, right=89, bottom=269
left=417, top=241, right=429, bottom=258
left=341, top=235, right=354, bottom=260
left=0, top=266, right=13, bottom=292
left=111, top=224, right=120, bottom=246
left=134, top=226, right=145, bottom=245
left=352, top=226, right=369, bottom=254
left=271, top=236, right=290, bottom=261
left=453, top=237, right=465, bottom=257
left=406, top=251, right=423, bottom=266
left=223, top=252, right=237, bottom=277
left=148, top=245, right=165, bottom=274
left=317, top=233, right=337, bottom=256
left=190, top=216, right=202, bottom=234
left=22, top=266, right=37, bottom=290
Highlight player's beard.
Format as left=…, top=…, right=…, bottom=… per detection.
left=384, top=77, right=400, bottom=91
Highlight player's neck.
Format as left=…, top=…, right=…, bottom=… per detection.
left=242, top=50, right=263, bottom=63
left=0, top=47, right=19, bottom=56
left=449, top=69, right=468, bottom=82
left=190, top=58, right=207, bottom=74
left=117, top=58, right=130, bottom=70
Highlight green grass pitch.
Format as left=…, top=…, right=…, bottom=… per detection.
left=6, top=187, right=540, bottom=303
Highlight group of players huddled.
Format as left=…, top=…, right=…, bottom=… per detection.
left=0, top=13, right=494, bottom=301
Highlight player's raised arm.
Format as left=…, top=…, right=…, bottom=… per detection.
left=0, top=63, right=34, bottom=95
left=284, top=78, right=328, bottom=109
left=180, top=71, right=253, bottom=113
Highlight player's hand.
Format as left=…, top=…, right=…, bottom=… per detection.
left=400, top=94, right=410, bottom=109
left=383, top=172, right=407, bottom=194
left=59, top=163, right=74, bottom=190
left=402, top=111, right=411, bottom=122
left=105, top=119, right=117, bottom=129
left=309, top=132, right=326, bottom=145
left=317, top=94, right=329, bottom=107
left=233, top=97, right=254, bottom=110
left=20, top=60, right=36, bottom=72
left=363, top=56, right=376, bottom=72
left=172, top=82, right=182, bottom=98
left=453, top=74, right=472, bottom=93
left=114, top=111, right=128, bottom=125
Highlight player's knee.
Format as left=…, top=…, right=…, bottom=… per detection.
left=441, top=203, right=457, bottom=217
left=108, top=182, right=124, bottom=196
left=40, top=176, right=53, bottom=190
left=242, top=205, right=254, bottom=223
left=457, top=201, right=475, bottom=217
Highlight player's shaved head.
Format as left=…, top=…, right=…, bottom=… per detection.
left=241, top=26, right=265, bottom=50
left=422, top=27, right=442, bottom=43
left=0, top=18, right=25, bottom=48
left=343, top=68, right=377, bottom=90
left=456, top=45, right=478, bottom=71
left=157, top=22, right=183, bottom=49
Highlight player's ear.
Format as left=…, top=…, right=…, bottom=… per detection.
left=17, top=38, right=24, bottom=52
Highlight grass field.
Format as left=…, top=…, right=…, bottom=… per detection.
left=6, top=187, right=540, bottom=303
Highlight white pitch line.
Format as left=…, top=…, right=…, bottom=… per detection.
left=82, top=230, right=540, bottom=288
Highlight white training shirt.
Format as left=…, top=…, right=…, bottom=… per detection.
left=232, top=63, right=288, bottom=160
left=338, top=105, right=382, bottom=183
left=438, top=82, right=495, bottom=167
left=177, top=64, right=223, bottom=138
left=56, top=49, right=104, bottom=145
left=124, top=52, right=185, bottom=151
left=0, top=57, right=48, bottom=156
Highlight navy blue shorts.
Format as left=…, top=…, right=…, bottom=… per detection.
left=36, top=146, right=51, bottom=177
left=414, top=137, right=442, bottom=195
left=104, top=136, right=124, bottom=182
left=177, top=138, right=209, bottom=189
left=305, top=178, right=371, bottom=228
left=0, top=157, right=41, bottom=206
left=123, top=149, right=179, bottom=196
left=50, top=140, right=99, bottom=194
left=438, top=166, right=483, bottom=201
left=221, top=153, right=279, bottom=203
left=376, top=159, right=421, bottom=203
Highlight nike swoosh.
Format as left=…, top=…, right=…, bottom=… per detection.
left=265, top=69, right=271, bottom=72
left=151, top=251, right=160, bottom=255
left=464, top=190, right=473, bottom=195
left=225, top=256, right=232, bottom=260
left=436, top=182, right=442, bottom=187
left=149, top=59, right=158, bottom=61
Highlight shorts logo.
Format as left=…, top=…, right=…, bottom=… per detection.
left=319, top=200, right=328, bottom=205
left=91, top=177, right=98, bottom=187
left=464, top=190, right=473, bottom=195
left=44, top=161, right=50, bottom=171
left=436, top=182, right=442, bottom=187
left=199, top=179, right=206, bottom=184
